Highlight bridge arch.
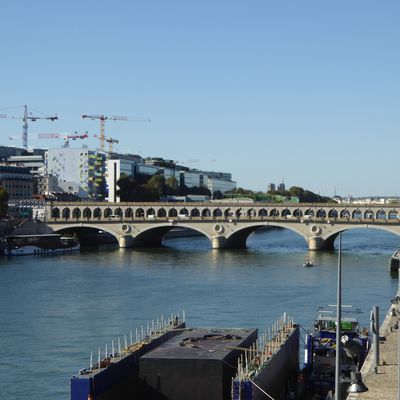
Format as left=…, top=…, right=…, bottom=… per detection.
left=364, top=209, right=373, bottom=219
left=51, top=223, right=120, bottom=244
left=202, top=208, right=211, bottom=218
left=389, top=210, right=398, bottom=220
left=125, top=208, right=133, bottom=218
left=223, top=223, right=309, bottom=249
left=179, top=208, right=189, bottom=216
left=258, top=208, right=268, bottom=217
left=136, top=208, right=144, bottom=218
left=82, top=207, right=91, bottom=219
left=224, top=209, right=232, bottom=219
left=157, top=208, right=167, bottom=218
left=321, top=224, right=400, bottom=249
left=305, top=209, right=314, bottom=217
left=340, top=209, right=350, bottom=219
left=376, top=209, right=386, bottom=220
left=168, top=208, right=177, bottom=218
left=293, top=208, right=303, bottom=218
left=72, top=207, right=81, bottom=220
left=147, top=208, right=155, bottom=217
left=190, top=208, right=199, bottom=217
left=51, top=207, right=60, bottom=219
left=104, top=207, right=112, bottom=218
left=270, top=209, right=279, bottom=217
left=213, top=208, right=222, bottom=218
left=93, top=207, right=102, bottom=219
left=316, top=209, right=326, bottom=218
left=328, top=209, right=338, bottom=219
left=133, top=223, right=211, bottom=247
left=352, top=209, right=362, bottom=219
left=62, top=208, right=70, bottom=220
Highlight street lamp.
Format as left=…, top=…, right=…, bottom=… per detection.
left=335, top=233, right=342, bottom=400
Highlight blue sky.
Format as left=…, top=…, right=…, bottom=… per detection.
left=1, top=1, right=399, bottom=197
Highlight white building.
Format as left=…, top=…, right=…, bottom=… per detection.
left=46, top=147, right=107, bottom=199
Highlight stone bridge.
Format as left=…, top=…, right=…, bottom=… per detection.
left=42, top=201, right=400, bottom=250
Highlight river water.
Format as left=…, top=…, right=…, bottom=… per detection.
left=0, top=228, right=398, bottom=400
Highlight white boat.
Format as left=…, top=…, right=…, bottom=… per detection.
left=4, top=234, right=80, bottom=256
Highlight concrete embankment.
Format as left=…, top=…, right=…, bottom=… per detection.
left=347, top=304, right=399, bottom=400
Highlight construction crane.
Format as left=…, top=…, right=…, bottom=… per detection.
left=0, top=105, right=58, bottom=148
left=81, top=113, right=150, bottom=152
left=38, top=132, right=89, bottom=147
left=94, top=134, right=119, bottom=153
left=9, top=131, right=88, bottom=148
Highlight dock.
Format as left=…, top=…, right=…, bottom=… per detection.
left=347, top=304, right=400, bottom=400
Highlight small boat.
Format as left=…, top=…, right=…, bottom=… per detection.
left=302, top=306, right=369, bottom=398
left=4, top=234, right=80, bottom=256
left=303, top=259, right=313, bottom=267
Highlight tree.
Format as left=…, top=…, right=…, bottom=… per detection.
left=116, top=175, right=140, bottom=201
left=213, top=190, right=223, bottom=200
left=165, top=177, right=178, bottom=195
left=0, top=187, right=8, bottom=219
left=147, top=174, right=166, bottom=199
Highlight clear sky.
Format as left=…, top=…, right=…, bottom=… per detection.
left=1, top=1, right=399, bottom=197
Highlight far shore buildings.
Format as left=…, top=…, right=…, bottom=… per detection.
left=0, top=145, right=236, bottom=202
left=106, top=156, right=236, bottom=202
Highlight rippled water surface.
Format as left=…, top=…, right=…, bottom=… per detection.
left=0, top=228, right=398, bottom=399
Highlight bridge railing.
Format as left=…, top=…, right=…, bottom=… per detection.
left=45, top=214, right=400, bottom=225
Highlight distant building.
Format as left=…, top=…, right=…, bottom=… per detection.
left=37, top=175, right=59, bottom=195
left=105, top=155, right=236, bottom=202
left=46, top=147, right=107, bottom=200
left=277, top=182, right=286, bottom=192
left=268, top=183, right=276, bottom=192
left=0, top=164, right=33, bottom=200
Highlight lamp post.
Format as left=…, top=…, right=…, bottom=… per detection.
left=335, top=233, right=342, bottom=400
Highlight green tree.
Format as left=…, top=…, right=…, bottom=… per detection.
left=165, top=177, right=178, bottom=195
left=213, top=190, right=223, bottom=199
left=147, top=174, right=166, bottom=199
left=116, top=175, right=140, bottom=201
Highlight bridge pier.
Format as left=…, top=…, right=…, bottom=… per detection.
left=118, top=235, right=134, bottom=248
left=308, top=236, right=334, bottom=251
left=212, top=235, right=227, bottom=249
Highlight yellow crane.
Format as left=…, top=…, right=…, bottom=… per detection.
left=81, top=113, right=150, bottom=152
left=94, top=134, right=119, bottom=153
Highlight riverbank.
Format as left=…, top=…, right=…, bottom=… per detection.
left=347, top=303, right=399, bottom=400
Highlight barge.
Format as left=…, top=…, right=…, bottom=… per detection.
left=71, top=313, right=186, bottom=400
left=71, top=313, right=300, bottom=400
left=231, top=313, right=299, bottom=400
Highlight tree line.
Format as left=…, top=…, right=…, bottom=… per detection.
left=116, top=173, right=214, bottom=202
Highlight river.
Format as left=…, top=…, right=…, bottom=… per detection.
left=0, top=228, right=398, bottom=399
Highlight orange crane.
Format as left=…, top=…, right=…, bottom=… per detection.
left=0, top=105, right=58, bottom=148
left=81, top=113, right=150, bottom=152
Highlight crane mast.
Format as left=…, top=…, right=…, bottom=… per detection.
left=0, top=104, right=58, bottom=148
left=81, top=113, right=149, bottom=152
left=81, top=114, right=127, bottom=152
